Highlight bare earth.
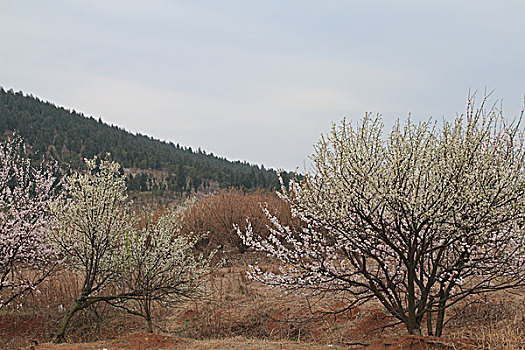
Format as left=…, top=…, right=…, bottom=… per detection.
left=32, top=333, right=344, bottom=350
left=30, top=332, right=467, bottom=350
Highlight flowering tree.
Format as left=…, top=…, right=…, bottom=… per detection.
left=49, top=155, right=134, bottom=342
left=50, top=156, right=213, bottom=341
left=238, top=98, right=525, bottom=336
left=112, top=201, right=213, bottom=333
left=0, top=135, right=58, bottom=309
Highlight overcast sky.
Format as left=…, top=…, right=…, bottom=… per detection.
left=1, top=1, right=524, bottom=170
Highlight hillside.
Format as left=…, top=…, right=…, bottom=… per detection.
left=0, top=87, right=293, bottom=194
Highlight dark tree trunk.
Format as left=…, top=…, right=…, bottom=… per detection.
left=426, top=309, right=434, bottom=336
left=53, top=298, right=85, bottom=343
left=145, top=298, right=153, bottom=333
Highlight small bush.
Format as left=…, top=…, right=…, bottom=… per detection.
left=181, top=189, right=298, bottom=263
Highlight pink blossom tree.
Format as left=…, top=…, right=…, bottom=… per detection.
left=0, top=134, right=58, bottom=309
left=238, top=98, right=525, bottom=336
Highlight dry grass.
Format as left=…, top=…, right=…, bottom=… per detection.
left=34, top=333, right=347, bottom=350
left=0, top=271, right=143, bottom=349
left=160, top=265, right=525, bottom=349
left=447, top=292, right=525, bottom=349
left=3, top=260, right=525, bottom=349
left=182, top=336, right=347, bottom=350
left=164, top=264, right=400, bottom=347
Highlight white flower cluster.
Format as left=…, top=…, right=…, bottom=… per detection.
left=48, top=155, right=133, bottom=287
left=48, top=155, right=212, bottom=337
left=121, top=200, right=212, bottom=306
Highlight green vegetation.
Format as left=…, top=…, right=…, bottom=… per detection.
left=0, top=87, right=293, bottom=194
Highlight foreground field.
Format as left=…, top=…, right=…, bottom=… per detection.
left=32, top=333, right=347, bottom=350
left=29, top=332, right=471, bottom=350
left=2, top=264, right=525, bottom=349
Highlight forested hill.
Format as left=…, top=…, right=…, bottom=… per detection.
left=0, top=87, right=293, bottom=193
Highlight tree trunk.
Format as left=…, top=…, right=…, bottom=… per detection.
left=407, top=322, right=422, bottom=335
left=145, top=299, right=153, bottom=333
left=435, top=305, right=446, bottom=337
left=426, top=309, right=433, bottom=336
left=406, top=266, right=421, bottom=335
left=435, top=290, right=448, bottom=337
left=146, top=315, right=153, bottom=333
left=53, top=299, right=84, bottom=343
left=426, top=297, right=434, bottom=336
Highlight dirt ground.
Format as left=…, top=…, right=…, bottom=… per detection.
left=30, top=332, right=471, bottom=350
left=31, top=333, right=343, bottom=350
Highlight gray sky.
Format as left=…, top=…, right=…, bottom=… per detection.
left=1, top=1, right=524, bottom=171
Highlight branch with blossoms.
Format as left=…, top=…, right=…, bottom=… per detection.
left=109, top=200, right=214, bottom=333
left=48, top=155, right=135, bottom=342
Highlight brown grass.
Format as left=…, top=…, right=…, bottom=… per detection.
left=3, top=264, right=525, bottom=349
left=182, top=188, right=298, bottom=264
left=447, top=292, right=525, bottom=349
left=0, top=271, right=143, bottom=349
left=164, top=265, right=401, bottom=346
left=180, top=336, right=348, bottom=350
left=34, top=333, right=348, bottom=350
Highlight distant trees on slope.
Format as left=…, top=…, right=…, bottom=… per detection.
left=0, top=87, right=292, bottom=193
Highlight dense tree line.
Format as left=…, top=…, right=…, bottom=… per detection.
left=0, top=87, right=292, bottom=192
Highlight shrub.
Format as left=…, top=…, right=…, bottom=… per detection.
left=182, top=188, right=296, bottom=262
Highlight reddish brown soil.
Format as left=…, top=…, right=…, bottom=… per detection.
left=367, top=335, right=461, bottom=350
left=33, top=332, right=184, bottom=350
left=29, top=333, right=475, bottom=350
left=0, top=314, right=55, bottom=349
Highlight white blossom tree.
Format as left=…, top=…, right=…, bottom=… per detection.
left=49, top=155, right=135, bottom=342
left=238, top=98, right=525, bottom=336
left=49, top=156, right=213, bottom=341
left=0, top=134, right=58, bottom=309
left=111, top=201, right=213, bottom=333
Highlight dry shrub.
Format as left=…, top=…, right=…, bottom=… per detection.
left=167, top=266, right=297, bottom=340
left=473, top=326, right=525, bottom=350
left=0, top=270, right=79, bottom=348
left=182, top=189, right=297, bottom=264
left=12, top=271, right=80, bottom=314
